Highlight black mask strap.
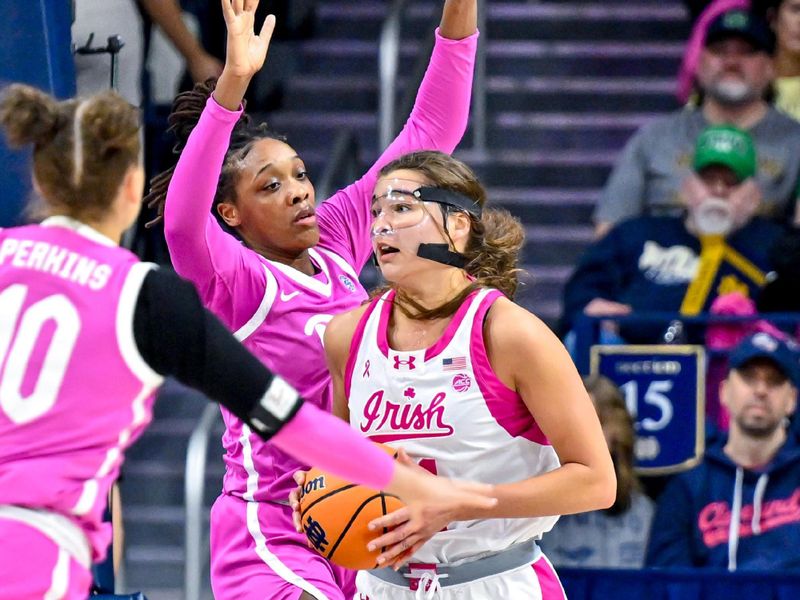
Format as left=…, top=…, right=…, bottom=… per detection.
left=416, top=243, right=468, bottom=268
left=413, top=186, right=482, bottom=218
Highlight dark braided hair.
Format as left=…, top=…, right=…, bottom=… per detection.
left=144, top=79, right=286, bottom=229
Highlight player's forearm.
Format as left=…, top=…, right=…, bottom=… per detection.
left=458, top=463, right=616, bottom=520
left=440, top=0, right=478, bottom=40
left=272, top=403, right=395, bottom=490
left=398, top=30, right=477, bottom=157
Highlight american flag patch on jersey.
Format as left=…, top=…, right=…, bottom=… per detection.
left=442, top=356, right=467, bottom=371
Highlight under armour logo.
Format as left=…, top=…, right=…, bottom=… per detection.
left=393, top=355, right=416, bottom=370
left=363, top=360, right=371, bottom=378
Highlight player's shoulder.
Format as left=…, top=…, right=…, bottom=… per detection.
left=328, top=301, right=371, bottom=335
left=324, top=300, right=372, bottom=369
left=484, top=294, right=552, bottom=347
left=480, top=294, right=568, bottom=380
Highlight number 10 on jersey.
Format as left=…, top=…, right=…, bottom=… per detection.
left=0, top=284, right=80, bottom=424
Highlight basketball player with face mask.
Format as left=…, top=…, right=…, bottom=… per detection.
left=322, top=151, right=616, bottom=599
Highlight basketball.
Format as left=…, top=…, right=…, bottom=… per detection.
left=299, top=443, right=406, bottom=570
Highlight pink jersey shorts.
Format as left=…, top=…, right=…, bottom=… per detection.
left=210, top=493, right=356, bottom=600
left=0, top=517, right=92, bottom=600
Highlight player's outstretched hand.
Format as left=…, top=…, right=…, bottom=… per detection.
left=370, top=468, right=496, bottom=568
left=220, top=0, right=276, bottom=80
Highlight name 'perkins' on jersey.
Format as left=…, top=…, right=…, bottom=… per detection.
left=345, top=288, right=561, bottom=565
left=0, top=218, right=163, bottom=562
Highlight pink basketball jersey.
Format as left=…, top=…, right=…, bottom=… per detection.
left=345, top=288, right=561, bottom=564
left=215, top=245, right=368, bottom=503
left=0, top=217, right=163, bottom=561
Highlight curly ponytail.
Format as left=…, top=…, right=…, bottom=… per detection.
left=0, top=84, right=140, bottom=221
left=144, top=79, right=286, bottom=228
left=463, top=208, right=525, bottom=298
left=375, top=151, right=525, bottom=320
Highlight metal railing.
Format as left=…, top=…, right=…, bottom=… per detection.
left=184, top=403, right=221, bottom=600
left=379, top=0, right=488, bottom=152
left=316, top=129, right=362, bottom=201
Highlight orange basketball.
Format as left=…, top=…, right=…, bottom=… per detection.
left=299, top=442, right=406, bottom=570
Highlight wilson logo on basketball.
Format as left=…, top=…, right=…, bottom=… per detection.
left=300, top=475, right=327, bottom=499
left=359, top=389, right=454, bottom=442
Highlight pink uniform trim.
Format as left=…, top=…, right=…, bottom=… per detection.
left=423, top=289, right=479, bottom=361
left=532, top=555, right=567, bottom=600
left=470, top=291, right=551, bottom=446
left=371, top=289, right=481, bottom=361
left=376, top=291, right=394, bottom=358
left=344, top=296, right=385, bottom=399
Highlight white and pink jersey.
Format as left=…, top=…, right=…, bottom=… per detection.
left=345, top=288, right=561, bottom=565
left=0, top=217, right=163, bottom=562
left=164, top=29, right=478, bottom=503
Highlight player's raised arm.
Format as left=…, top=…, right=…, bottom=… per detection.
left=315, top=0, right=478, bottom=271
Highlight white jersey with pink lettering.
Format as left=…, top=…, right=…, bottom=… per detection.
left=345, top=288, right=561, bottom=565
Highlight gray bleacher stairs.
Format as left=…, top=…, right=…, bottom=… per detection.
left=122, top=2, right=689, bottom=597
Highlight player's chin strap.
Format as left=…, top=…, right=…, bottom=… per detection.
left=413, top=186, right=482, bottom=270
left=416, top=243, right=468, bottom=268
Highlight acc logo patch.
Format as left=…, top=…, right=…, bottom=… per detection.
left=339, top=274, right=356, bottom=292
left=452, top=373, right=471, bottom=392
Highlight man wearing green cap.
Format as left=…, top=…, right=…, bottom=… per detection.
left=561, top=124, right=787, bottom=343
left=593, top=8, right=800, bottom=239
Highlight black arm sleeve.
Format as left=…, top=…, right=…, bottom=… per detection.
left=132, top=268, right=302, bottom=438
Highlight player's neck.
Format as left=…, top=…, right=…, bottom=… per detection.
left=81, top=217, right=123, bottom=245
left=396, top=268, right=471, bottom=310
left=253, top=245, right=316, bottom=276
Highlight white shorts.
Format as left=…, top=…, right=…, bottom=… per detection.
left=354, top=547, right=566, bottom=600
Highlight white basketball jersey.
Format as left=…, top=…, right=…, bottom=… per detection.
left=346, top=288, right=561, bottom=565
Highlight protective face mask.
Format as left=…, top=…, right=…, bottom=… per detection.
left=691, top=197, right=734, bottom=236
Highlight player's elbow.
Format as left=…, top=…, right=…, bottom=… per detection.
left=592, top=461, right=617, bottom=510
left=576, top=458, right=617, bottom=511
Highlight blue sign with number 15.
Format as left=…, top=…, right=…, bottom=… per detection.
left=591, top=345, right=706, bottom=475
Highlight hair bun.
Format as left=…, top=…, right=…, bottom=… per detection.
left=80, top=91, right=140, bottom=158
left=0, top=84, right=62, bottom=147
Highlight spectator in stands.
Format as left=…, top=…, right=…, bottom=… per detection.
left=562, top=124, right=787, bottom=343
left=73, top=0, right=222, bottom=106
left=767, top=0, right=800, bottom=121
left=595, top=8, right=800, bottom=238
left=541, top=375, right=654, bottom=569
left=646, top=332, right=800, bottom=570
